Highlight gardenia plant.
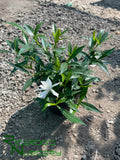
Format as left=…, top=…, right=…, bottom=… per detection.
left=0, top=22, right=115, bottom=124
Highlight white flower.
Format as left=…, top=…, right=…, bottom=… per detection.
left=35, top=77, right=59, bottom=99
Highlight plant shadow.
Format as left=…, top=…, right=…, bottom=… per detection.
left=95, top=76, right=120, bottom=101
left=77, top=112, right=120, bottom=160
left=0, top=102, right=72, bottom=159
left=90, top=0, right=120, bottom=11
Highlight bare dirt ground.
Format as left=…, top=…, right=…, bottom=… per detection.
left=0, top=0, right=120, bottom=160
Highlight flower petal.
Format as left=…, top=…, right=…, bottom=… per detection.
left=46, top=77, right=52, bottom=88
left=39, top=84, right=48, bottom=90
left=38, top=90, right=49, bottom=99
left=40, top=81, right=48, bottom=88
left=52, top=82, right=59, bottom=87
left=51, top=89, right=59, bottom=97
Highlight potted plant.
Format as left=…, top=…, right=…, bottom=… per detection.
left=0, top=22, right=115, bottom=124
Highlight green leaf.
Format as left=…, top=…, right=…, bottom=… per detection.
left=11, top=68, right=17, bottom=74
left=68, top=46, right=85, bottom=62
left=42, top=103, right=56, bottom=112
left=55, top=28, right=61, bottom=43
left=60, top=62, right=68, bottom=74
left=61, top=74, right=66, bottom=83
left=84, top=77, right=101, bottom=85
left=99, top=47, right=115, bottom=59
left=22, top=78, right=34, bottom=91
left=0, top=50, right=13, bottom=53
left=41, top=38, right=47, bottom=51
left=93, top=30, right=96, bottom=41
left=6, top=22, right=26, bottom=32
left=79, top=87, right=88, bottom=102
left=61, top=28, right=68, bottom=36
left=18, top=39, right=25, bottom=46
left=66, top=100, right=79, bottom=112
left=58, top=106, right=85, bottom=124
left=65, top=71, right=72, bottom=84
left=7, top=61, right=30, bottom=75
left=80, top=102, right=102, bottom=113
left=80, top=36, right=89, bottom=40
left=93, top=61, right=109, bottom=75
left=101, top=31, right=108, bottom=43
left=36, top=34, right=47, bottom=39
left=56, top=98, right=67, bottom=104
left=6, top=40, right=14, bottom=49
left=35, top=55, right=44, bottom=66
left=69, top=68, right=91, bottom=76
left=67, top=42, right=72, bottom=55
left=52, top=23, right=57, bottom=36
left=34, top=21, right=44, bottom=35
left=18, top=44, right=30, bottom=55
left=24, top=24, right=34, bottom=36
left=14, top=37, right=19, bottom=53
left=23, top=32, right=28, bottom=44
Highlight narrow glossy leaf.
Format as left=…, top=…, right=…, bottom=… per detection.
left=93, top=30, right=96, bottom=41
left=7, top=61, right=30, bottom=74
left=61, top=74, right=66, bottom=83
left=69, top=68, right=91, bottom=76
left=24, top=24, right=34, bottom=36
left=96, top=38, right=100, bottom=45
left=52, top=47, right=66, bottom=55
left=99, top=47, right=115, bottom=59
left=89, top=36, right=93, bottom=48
left=66, top=100, right=79, bottom=112
left=101, top=31, right=108, bottom=43
left=18, top=44, right=30, bottom=55
left=72, top=45, right=77, bottom=54
left=15, top=55, right=21, bottom=63
left=61, top=28, right=68, bottom=36
left=84, top=77, right=101, bottom=85
left=101, top=35, right=112, bottom=44
left=36, top=34, right=47, bottom=39
left=41, top=38, right=47, bottom=51
left=80, top=102, right=102, bottom=113
left=58, top=106, right=85, bottom=124
left=34, top=21, right=44, bottom=35
left=6, top=40, right=14, bottom=49
left=35, top=55, right=44, bottom=66
left=42, top=103, right=56, bottom=112
left=68, top=46, right=85, bottom=62
left=23, top=32, right=28, bottom=44
left=22, top=78, right=34, bottom=91
left=93, top=61, right=109, bottom=75
left=0, top=50, right=13, bottom=53
left=65, top=71, right=72, bottom=84
left=11, top=68, right=17, bottom=74
left=60, top=62, right=68, bottom=74
left=67, top=42, right=72, bottom=55
left=55, top=28, right=61, bottom=43
left=14, top=37, right=19, bottom=53
left=18, top=39, right=25, bottom=46
left=6, top=22, right=26, bottom=32
left=52, top=23, right=57, bottom=36
left=79, top=87, right=88, bottom=102
left=56, top=98, right=67, bottom=104
left=55, top=57, right=60, bottom=69
left=96, top=30, right=104, bottom=44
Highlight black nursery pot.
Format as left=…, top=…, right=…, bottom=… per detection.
left=49, top=103, right=69, bottom=116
